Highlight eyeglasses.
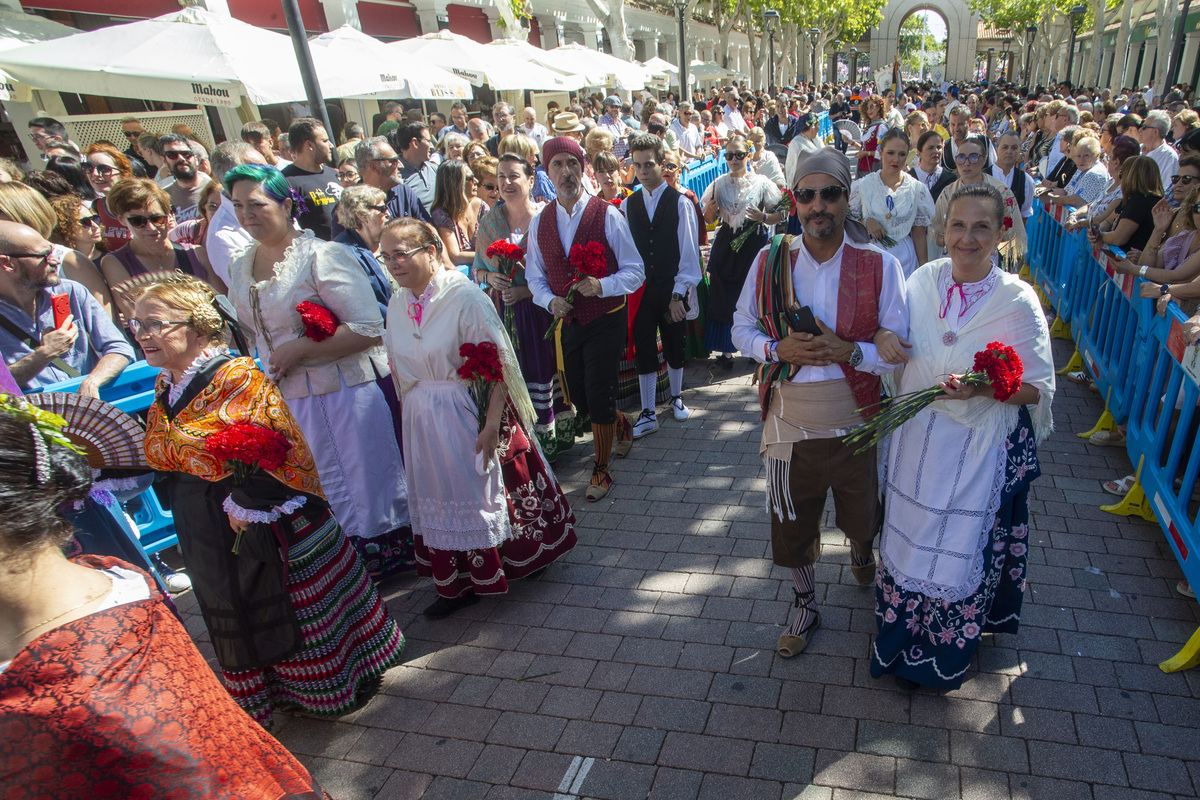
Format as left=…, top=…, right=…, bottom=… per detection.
left=480, top=183, right=498, bottom=192
left=466, top=175, right=478, bottom=184
left=123, top=130, right=142, bottom=139
left=162, top=150, right=195, bottom=161
left=2, top=249, right=52, bottom=264
left=725, top=151, right=749, bottom=161
left=78, top=214, right=101, bottom=228
left=379, top=245, right=429, bottom=265
left=794, top=185, right=847, bottom=204
left=126, top=214, right=170, bottom=228
left=127, top=318, right=190, bottom=336
left=366, top=204, right=388, bottom=213
left=82, top=163, right=119, bottom=176
left=369, top=157, right=399, bottom=168
left=338, top=171, right=359, bottom=179
left=1173, top=174, right=1200, bottom=185
left=955, top=153, right=984, bottom=165
left=662, top=163, right=680, bottom=172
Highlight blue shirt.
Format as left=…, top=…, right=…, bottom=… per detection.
left=532, top=168, right=556, bottom=204
left=332, top=229, right=393, bottom=318
left=0, top=279, right=134, bottom=390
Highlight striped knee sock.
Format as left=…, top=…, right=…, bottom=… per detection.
left=787, top=565, right=817, bottom=636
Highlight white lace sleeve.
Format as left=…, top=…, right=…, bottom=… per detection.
left=312, top=241, right=386, bottom=339
left=223, top=494, right=308, bottom=524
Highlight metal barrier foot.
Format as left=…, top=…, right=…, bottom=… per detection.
left=1099, top=477, right=1158, bottom=521
left=1019, top=263, right=1033, bottom=282
left=1034, top=285, right=1050, bottom=308
left=1078, top=409, right=1117, bottom=439
left=1056, top=348, right=1084, bottom=376
left=1048, top=316, right=1072, bottom=340
left=1160, top=625, right=1200, bottom=673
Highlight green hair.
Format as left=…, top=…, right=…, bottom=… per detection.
left=223, top=163, right=297, bottom=217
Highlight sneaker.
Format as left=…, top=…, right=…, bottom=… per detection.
left=669, top=395, right=690, bottom=421
left=163, top=571, right=192, bottom=593
left=632, top=409, right=658, bottom=438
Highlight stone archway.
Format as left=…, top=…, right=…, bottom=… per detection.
left=872, top=0, right=980, bottom=83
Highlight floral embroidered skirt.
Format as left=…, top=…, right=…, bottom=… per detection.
left=414, top=407, right=577, bottom=598
left=870, top=407, right=1039, bottom=691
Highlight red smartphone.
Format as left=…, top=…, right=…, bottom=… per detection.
left=50, top=294, right=71, bottom=329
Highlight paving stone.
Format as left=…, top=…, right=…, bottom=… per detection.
left=951, top=731, right=1030, bottom=773
left=998, top=705, right=1077, bottom=744
left=697, top=773, right=785, bottom=800
left=1029, top=741, right=1127, bottom=786
left=554, top=719, right=623, bottom=758
left=658, top=731, right=756, bottom=776
left=578, top=759, right=658, bottom=800
left=485, top=711, right=568, bottom=750
left=465, top=744, right=525, bottom=784
left=1123, top=753, right=1195, bottom=794
left=705, top=702, right=783, bottom=742
left=613, top=725, right=668, bottom=764
left=750, top=742, right=817, bottom=783
left=650, top=767, right=706, bottom=800
left=508, top=750, right=579, bottom=792
left=895, top=760, right=961, bottom=800
left=811, top=749, right=895, bottom=794
left=384, top=733, right=484, bottom=778
left=856, top=720, right=949, bottom=762
left=1009, top=774, right=1095, bottom=800
left=634, top=695, right=712, bottom=732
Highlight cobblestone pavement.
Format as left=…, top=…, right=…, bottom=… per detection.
left=178, top=338, right=1200, bottom=800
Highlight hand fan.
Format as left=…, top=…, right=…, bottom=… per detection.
left=833, top=119, right=863, bottom=142
left=25, top=393, right=148, bottom=470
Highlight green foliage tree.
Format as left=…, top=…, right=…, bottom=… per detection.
left=897, top=14, right=943, bottom=77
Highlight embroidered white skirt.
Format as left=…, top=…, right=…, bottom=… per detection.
left=288, top=373, right=409, bottom=540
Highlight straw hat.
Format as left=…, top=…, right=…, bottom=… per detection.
left=551, top=112, right=585, bottom=134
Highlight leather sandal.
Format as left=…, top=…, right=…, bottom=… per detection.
left=851, top=560, right=877, bottom=586
left=586, top=464, right=613, bottom=502
left=612, top=415, right=633, bottom=458
left=776, top=590, right=820, bottom=658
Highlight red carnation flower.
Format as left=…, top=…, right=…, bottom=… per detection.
left=205, top=423, right=293, bottom=484
left=458, top=340, right=505, bottom=432
left=296, top=301, right=338, bottom=342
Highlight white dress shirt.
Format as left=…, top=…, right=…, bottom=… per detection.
left=670, top=119, right=703, bottom=161
left=635, top=182, right=702, bottom=297
left=992, top=165, right=1035, bottom=219
left=1045, top=131, right=1065, bottom=178
left=525, top=196, right=646, bottom=312
left=723, top=105, right=749, bottom=134
left=1145, top=141, right=1180, bottom=188
left=521, top=122, right=548, bottom=146
left=204, top=192, right=252, bottom=284
left=731, top=233, right=909, bottom=381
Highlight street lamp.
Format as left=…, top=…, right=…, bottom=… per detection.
left=1025, top=24, right=1037, bottom=87
left=1065, top=5, right=1086, bottom=87
left=809, top=28, right=820, bottom=89
left=849, top=47, right=858, bottom=83
left=831, top=40, right=841, bottom=84
left=987, top=46, right=995, bottom=84
left=1002, top=38, right=1011, bottom=83
left=763, top=9, right=780, bottom=95
left=673, top=0, right=688, bottom=102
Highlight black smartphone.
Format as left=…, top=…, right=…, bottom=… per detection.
left=784, top=304, right=822, bottom=336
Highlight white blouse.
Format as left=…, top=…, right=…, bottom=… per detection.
left=850, top=172, right=936, bottom=241
left=701, top=172, right=782, bottom=230
left=229, top=231, right=388, bottom=400
left=751, top=150, right=785, bottom=187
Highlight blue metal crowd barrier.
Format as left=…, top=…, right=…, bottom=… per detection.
left=683, top=149, right=728, bottom=200
left=33, top=361, right=177, bottom=556
left=1024, top=201, right=1200, bottom=671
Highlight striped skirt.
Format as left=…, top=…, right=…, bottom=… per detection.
left=223, top=509, right=405, bottom=726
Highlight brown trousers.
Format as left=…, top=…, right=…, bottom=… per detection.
left=768, top=438, right=882, bottom=569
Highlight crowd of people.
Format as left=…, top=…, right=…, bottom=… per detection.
left=1, top=67, right=1197, bottom=788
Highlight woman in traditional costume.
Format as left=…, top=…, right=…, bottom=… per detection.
left=382, top=218, right=577, bottom=620
left=870, top=183, right=1054, bottom=691
left=224, top=163, right=412, bottom=580
left=850, top=129, right=936, bottom=278
left=472, top=153, right=575, bottom=461
left=0, top=398, right=329, bottom=800
left=932, top=135, right=1026, bottom=270
left=702, top=133, right=783, bottom=368
left=135, top=276, right=404, bottom=725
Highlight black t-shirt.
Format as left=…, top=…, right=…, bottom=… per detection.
left=281, top=164, right=342, bottom=241
left=1118, top=192, right=1160, bottom=252
left=829, top=101, right=849, bottom=120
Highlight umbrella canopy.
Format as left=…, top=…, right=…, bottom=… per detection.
left=546, top=43, right=656, bottom=91
left=0, top=7, right=384, bottom=107
left=481, top=39, right=588, bottom=90
left=0, top=9, right=79, bottom=102
left=390, top=31, right=582, bottom=91
left=309, top=26, right=470, bottom=100
left=642, top=56, right=678, bottom=75
left=689, top=60, right=736, bottom=82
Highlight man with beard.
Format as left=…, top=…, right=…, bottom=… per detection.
left=0, top=221, right=132, bottom=394
left=281, top=117, right=342, bottom=240
left=731, top=149, right=909, bottom=659
left=524, top=137, right=643, bottom=502
left=158, top=134, right=212, bottom=223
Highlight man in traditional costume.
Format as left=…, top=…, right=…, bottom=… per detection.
left=625, top=133, right=702, bottom=437
left=525, top=136, right=644, bottom=501
left=731, top=148, right=910, bottom=658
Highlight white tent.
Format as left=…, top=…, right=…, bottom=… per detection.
left=390, top=31, right=582, bottom=91
left=0, top=7, right=385, bottom=108
left=546, top=43, right=658, bottom=91
left=0, top=9, right=80, bottom=102
left=309, top=26, right=470, bottom=100
left=480, top=38, right=588, bottom=90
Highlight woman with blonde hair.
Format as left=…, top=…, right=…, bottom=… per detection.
left=499, top=133, right=555, bottom=203
left=1088, top=154, right=1164, bottom=253
left=1172, top=109, right=1200, bottom=142
left=0, top=182, right=112, bottom=315
left=430, top=158, right=485, bottom=267
left=747, top=127, right=784, bottom=187
left=99, top=178, right=224, bottom=319
left=84, top=143, right=136, bottom=251
left=472, top=156, right=500, bottom=207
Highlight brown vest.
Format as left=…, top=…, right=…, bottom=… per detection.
left=538, top=196, right=621, bottom=325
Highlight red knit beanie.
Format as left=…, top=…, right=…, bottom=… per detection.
left=541, top=136, right=586, bottom=168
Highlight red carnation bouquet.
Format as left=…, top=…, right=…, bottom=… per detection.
left=842, top=341, right=1024, bottom=454
left=731, top=189, right=797, bottom=252
left=458, top=341, right=505, bottom=433
left=484, top=239, right=525, bottom=340
left=205, top=422, right=293, bottom=484
left=296, top=301, right=339, bottom=342
left=610, top=197, right=624, bottom=208
left=544, top=241, right=610, bottom=340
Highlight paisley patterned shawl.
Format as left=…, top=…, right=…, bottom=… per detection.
left=144, top=356, right=324, bottom=499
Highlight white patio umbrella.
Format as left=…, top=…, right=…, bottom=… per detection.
left=689, top=60, right=736, bottom=82
left=0, top=8, right=80, bottom=102
left=642, top=56, right=678, bottom=75
left=390, top=31, right=582, bottom=91
left=546, top=43, right=656, bottom=90
left=481, top=39, right=588, bottom=90
left=0, top=7, right=385, bottom=108
left=308, top=26, right=470, bottom=100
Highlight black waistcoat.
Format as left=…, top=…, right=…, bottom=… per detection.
left=626, top=185, right=681, bottom=286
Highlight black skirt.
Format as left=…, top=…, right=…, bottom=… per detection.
left=706, top=221, right=770, bottom=326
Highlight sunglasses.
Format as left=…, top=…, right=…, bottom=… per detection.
left=662, top=163, right=680, bottom=172
left=78, top=214, right=101, bottom=228
left=123, top=130, right=142, bottom=139
left=3, top=249, right=52, bottom=264
left=480, top=183, right=498, bottom=192
left=366, top=204, right=388, bottom=213
left=955, top=153, right=984, bottom=165
left=163, top=150, right=195, bottom=161
left=725, top=151, right=749, bottom=161
left=1192, top=203, right=1200, bottom=213
left=1173, top=174, right=1199, bottom=184
left=82, top=163, right=119, bottom=176
left=126, top=214, right=170, bottom=228
left=370, top=157, right=399, bottom=168
left=794, top=185, right=847, bottom=204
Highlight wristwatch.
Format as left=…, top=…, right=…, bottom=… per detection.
left=848, top=342, right=864, bottom=368
left=671, top=292, right=684, bottom=302
left=765, top=340, right=778, bottom=363
left=1161, top=283, right=1172, bottom=296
